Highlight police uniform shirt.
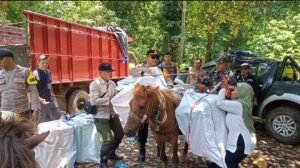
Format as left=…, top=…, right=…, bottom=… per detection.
left=0, top=65, right=40, bottom=112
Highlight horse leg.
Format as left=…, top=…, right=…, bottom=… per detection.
left=158, top=140, right=168, bottom=168
left=171, top=135, right=179, bottom=168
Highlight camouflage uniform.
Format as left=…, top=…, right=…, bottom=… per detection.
left=204, top=54, right=235, bottom=94
left=0, top=65, right=40, bottom=118
left=207, top=69, right=235, bottom=93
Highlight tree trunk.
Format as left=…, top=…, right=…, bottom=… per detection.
left=177, top=1, right=186, bottom=65
left=205, top=31, right=214, bottom=63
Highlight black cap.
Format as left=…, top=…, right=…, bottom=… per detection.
left=0, top=48, right=14, bottom=58
left=98, top=63, right=115, bottom=72
left=146, top=49, right=159, bottom=56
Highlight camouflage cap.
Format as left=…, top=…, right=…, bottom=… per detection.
left=217, top=55, right=232, bottom=63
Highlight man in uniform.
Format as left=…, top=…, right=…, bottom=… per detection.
left=90, top=62, right=124, bottom=168
left=199, top=53, right=235, bottom=93
left=0, top=48, right=40, bottom=120
left=237, top=63, right=260, bottom=106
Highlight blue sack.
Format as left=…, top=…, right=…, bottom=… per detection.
left=83, top=101, right=97, bottom=114
left=115, top=161, right=129, bottom=168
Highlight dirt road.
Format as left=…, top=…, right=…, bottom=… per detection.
left=76, top=122, right=300, bottom=168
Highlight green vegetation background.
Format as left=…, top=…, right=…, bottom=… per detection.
left=1, top=1, right=299, bottom=65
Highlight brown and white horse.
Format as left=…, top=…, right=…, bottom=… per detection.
left=0, top=112, right=49, bottom=168
left=123, top=83, right=187, bottom=167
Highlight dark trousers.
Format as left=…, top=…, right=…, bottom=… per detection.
left=208, top=134, right=248, bottom=168
left=94, top=116, right=124, bottom=160
left=138, top=123, right=149, bottom=146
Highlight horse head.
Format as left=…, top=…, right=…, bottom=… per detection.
left=0, top=112, right=49, bottom=168
left=123, top=83, right=160, bottom=137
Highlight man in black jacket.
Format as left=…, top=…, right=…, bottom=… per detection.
left=236, top=63, right=260, bottom=106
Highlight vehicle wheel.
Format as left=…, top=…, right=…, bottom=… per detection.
left=265, top=107, right=300, bottom=145
left=67, top=90, right=89, bottom=114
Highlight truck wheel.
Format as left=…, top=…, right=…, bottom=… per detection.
left=67, top=90, right=89, bottom=113
left=265, top=107, right=300, bottom=145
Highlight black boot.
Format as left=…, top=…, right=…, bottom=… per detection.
left=108, top=150, right=124, bottom=160
left=100, top=153, right=109, bottom=168
left=138, top=143, right=146, bottom=162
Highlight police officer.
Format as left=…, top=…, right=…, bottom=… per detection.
left=0, top=48, right=40, bottom=120
left=90, top=62, right=124, bottom=168
left=199, top=53, right=235, bottom=93
left=158, top=52, right=177, bottom=81
left=237, top=63, right=260, bottom=106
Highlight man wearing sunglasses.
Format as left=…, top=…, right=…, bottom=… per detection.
left=129, top=49, right=173, bottom=87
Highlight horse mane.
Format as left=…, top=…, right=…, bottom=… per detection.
left=0, top=116, right=37, bottom=168
left=133, top=84, right=179, bottom=106
left=133, top=84, right=179, bottom=122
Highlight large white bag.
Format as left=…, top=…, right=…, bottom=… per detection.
left=64, top=112, right=101, bottom=163
left=176, top=89, right=227, bottom=168
left=35, top=120, right=76, bottom=168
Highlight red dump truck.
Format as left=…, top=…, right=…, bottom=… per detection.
left=0, top=11, right=131, bottom=113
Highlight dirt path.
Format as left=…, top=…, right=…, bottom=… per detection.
left=76, top=122, right=300, bottom=168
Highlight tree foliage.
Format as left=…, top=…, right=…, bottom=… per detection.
left=1, top=1, right=299, bottom=64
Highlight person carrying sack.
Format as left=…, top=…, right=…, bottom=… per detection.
left=89, top=63, right=124, bottom=168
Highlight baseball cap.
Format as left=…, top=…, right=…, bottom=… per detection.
left=240, top=63, right=250, bottom=69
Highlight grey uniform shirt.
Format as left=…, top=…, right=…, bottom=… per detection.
left=89, top=76, right=117, bottom=119
left=0, top=65, right=40, bottom=113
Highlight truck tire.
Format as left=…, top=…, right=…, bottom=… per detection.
left=265, top=107, right=300, bottom=145
left=67, top=90, right=89, bottom=113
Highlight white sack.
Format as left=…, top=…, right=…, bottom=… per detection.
left=176, top=89, right=227, bottom=168
left=0, top=111, right=15, bottom=120
left=35, top=120, right=76, bottom=168
left=112, top=75, right=168, bottom=122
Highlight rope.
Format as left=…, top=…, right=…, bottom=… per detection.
left=30, top=52, right=127, bottom=61
left=25, top=19, right=117, bottom=41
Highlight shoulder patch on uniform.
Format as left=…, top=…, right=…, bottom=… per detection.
left=27, top=68, right=38, bottom=85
